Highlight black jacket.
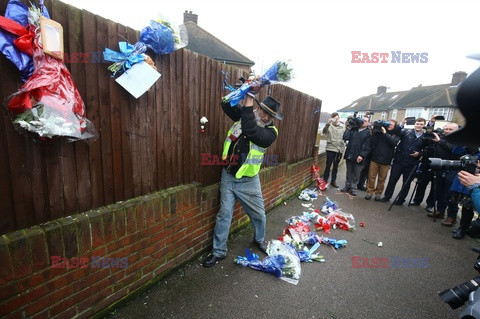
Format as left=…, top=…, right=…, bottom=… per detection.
left=343, top=128, right=371, bottom=163
left=369, top=129, right=400, bottom=165
left=392, top=129, right=427, bottom=167
left=221, top=101, right=277, bottom=175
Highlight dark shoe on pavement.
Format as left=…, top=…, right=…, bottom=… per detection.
left=374, top=195, right=382, bottom=201
left=357, top=185, right=367, bottom=191
left=340, top=187, right=350, bottom=193
left=409, top=201, right=421, bottom=206
left=255, top=241, right=268, bottom=254
left=441, top=217, right=457, bottom=227
left=349, top=189, right=357, bottom=196
left=393, top=199, right=404, bottom=205
left=203, top=254, right=226, bottom=267
left=365, top=194, right=372, bottom=200
left=425, top=206, right=434, bottom=213
left=453, top=229, right=466, bottom=239
left=330, top=181, right=338, bottom=188
left=427, top=210, right=444, bottom=218
left=379, top=197, right=390, bottom=203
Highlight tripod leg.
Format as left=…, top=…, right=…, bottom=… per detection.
left=407, top=179, right=419, bottom=207
left=388, top=163, right=419, bottom=211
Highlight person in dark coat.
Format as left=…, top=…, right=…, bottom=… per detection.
left=365, top=120, right=400, bottom=201
left=381, top=118, right=427, bottom=204
left=340, top=116, right=371, bottom=196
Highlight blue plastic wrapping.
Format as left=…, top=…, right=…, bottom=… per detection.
left=139, top=20, right=175, bottom=55
left=0, top=0, right=50, bottom=81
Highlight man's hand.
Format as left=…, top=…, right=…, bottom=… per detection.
left=356, top=156, right=363, bottom=163
left=458, top=170, right=480, bottom=188
left=244, top=95, right=254, bottom=107
left=410, top=151, right=420, bottom=158
left=381, top=127, right=386, bottom=134
left=401, top=118, right=407, bottom=125
left=432, top=132, right=440, bottom=142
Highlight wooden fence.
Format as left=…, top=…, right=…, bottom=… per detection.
left=0, top=0, right=322, bottom=234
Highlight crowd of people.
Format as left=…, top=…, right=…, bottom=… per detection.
left=321, top=114, right=480, bottom=240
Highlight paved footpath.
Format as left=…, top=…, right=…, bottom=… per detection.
left=107, top=164, right=478, bottom=319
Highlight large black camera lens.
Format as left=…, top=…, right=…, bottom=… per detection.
left=439, top=276, right=480, bottom=309
left=429, top=158, right=462, bottom=170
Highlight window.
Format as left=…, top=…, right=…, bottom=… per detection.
left=405, top=107, right=424, bottom=119
left=391, top=109, right=398, bottom=120
left=381, top=112, right=386, bottom=120
left=427, top=108, right=452, bottom=121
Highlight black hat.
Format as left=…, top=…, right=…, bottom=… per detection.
left=256, top=96, right=283, bottom=120
left=445, top=66, right=480, bottom=146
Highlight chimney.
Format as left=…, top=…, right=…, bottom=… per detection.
left=451, top=71, right=467, bottom=86
left=377, top=86, right=387, bottom=95
left=184, top=10, right=198, bottom=24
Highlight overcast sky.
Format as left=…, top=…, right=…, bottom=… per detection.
left=62, top=0, right=480, bottom=113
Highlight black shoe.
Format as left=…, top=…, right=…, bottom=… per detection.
left=350, top=189, right=357, bottom=196
left=374, top=196, right=382, bottom=201
left=203, top=254, right=226, bottom=267
left=255, top=241, right=268, bottom=254
left=425, top=206, right=434, bottom=213
left=409, top=201, right=421, bottom=206
left=453, top=229, right=466, bottom=239
left=379, top=197, right=390, bottom=203
left=357, top=185, right=367, bottom=191
left=393, top=199, right=404, bottom=205
left=340, top=187, right=350, bottom=193
left=330, top=181, right=338, bottom=188
left=365, top=194, right=372, bottom=200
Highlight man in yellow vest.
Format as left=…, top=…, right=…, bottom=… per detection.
left=203, top=88, right=283, bottom=267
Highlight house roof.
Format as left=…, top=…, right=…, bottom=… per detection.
left=184, top=21, right=254, bottom=66
left=339, top=91, right=409, bottom=112
left=338, top=83, right=459, bottom=112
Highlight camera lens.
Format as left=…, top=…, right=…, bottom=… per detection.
left=439, top=276, right=480, bottom=309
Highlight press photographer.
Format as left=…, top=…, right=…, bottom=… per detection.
left=364, top=120, right=400, bottom=201
left=381, top=118, right=427, bottom=204
left=419, top=124, right=460, bottom=224
left=340, top=115, right=371, bottom=196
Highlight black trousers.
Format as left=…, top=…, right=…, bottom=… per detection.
left=323, top=151, right=342, bottom=183
left=383, top=162, right=416, bottom=201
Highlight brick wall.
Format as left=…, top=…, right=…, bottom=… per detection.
left=0, top=154, right=325, bottom=319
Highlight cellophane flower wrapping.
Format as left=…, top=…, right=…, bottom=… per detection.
left=235, top=249, right=285, bottom=278
left=139, top=18, right=188, bottom=55
left=267, top=240, right=301, bottom=285
left=222, top=60, right=293, bottom=106
left=7, top=24, right=98, bottom=142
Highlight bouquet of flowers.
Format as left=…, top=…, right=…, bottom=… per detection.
left=4, top=3, right=97, bottom=142
left=139, top=18, right=188, bottom=55
left=222, top=60, right=293, bottom=106
left=103, top=16, right=187, bottom=77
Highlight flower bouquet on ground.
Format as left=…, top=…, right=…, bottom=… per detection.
left=222, top=60, right=293, bottom=106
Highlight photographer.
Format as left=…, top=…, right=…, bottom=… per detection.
left=423, top=123, right=459, bottom=223
left=321, top=112, right=346, bottom=188
left=381, top=118, right=427, bottom=204
left=340, top=115, right=371, bottom=196
left=364, top=119, right=400, bottom=200
left=450, top=155, right=480, bottom=239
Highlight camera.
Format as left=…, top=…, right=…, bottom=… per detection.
left=429, top=154, right=478, bottom=174
left=440, top=249, right=480, bottom=317
left=423, top=126, right=437, bottom=141
left=346, top=111, right=364, bottom=130
left=372, top=120, right=390, bottom=133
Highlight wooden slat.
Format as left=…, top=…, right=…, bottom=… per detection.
left=82, top=10, right=104, bottom=208
left=67, top=4, right=92, bottom=212
left=108, top=22, right=125, bottom=202
left=97, top=16, right=114, bottom=204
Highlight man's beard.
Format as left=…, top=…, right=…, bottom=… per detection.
left=255, top=111, right=270, bottom=128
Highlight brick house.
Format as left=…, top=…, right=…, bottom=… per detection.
left=337, top=71, right=467, bottom=126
